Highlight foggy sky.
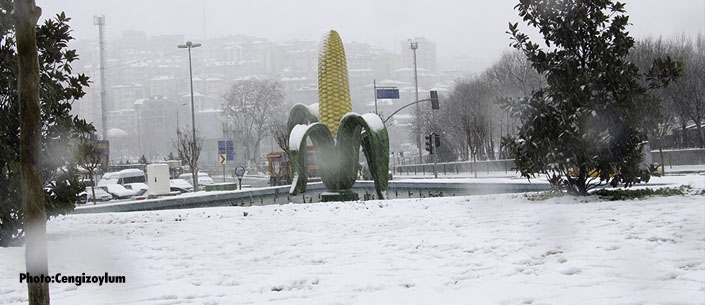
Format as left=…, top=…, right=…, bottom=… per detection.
left=35, top=0, right=705, bottom=65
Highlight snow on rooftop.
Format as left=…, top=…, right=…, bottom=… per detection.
left=199, top=108, right=223, bottom=113
left=150, top=75, right=174, bottom=81
left=180, top=92, right=207, bottom=98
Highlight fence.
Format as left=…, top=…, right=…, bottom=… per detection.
left=394, top=149, right=705, bottom=176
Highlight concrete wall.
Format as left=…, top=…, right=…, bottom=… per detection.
left=74, top=181, right=551, bottom=214
left=651, top=149, right=705, bottom=167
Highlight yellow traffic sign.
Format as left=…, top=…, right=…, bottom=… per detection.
left=219, top=154, right=227, bottom=165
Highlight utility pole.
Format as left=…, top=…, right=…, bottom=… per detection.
left=410, top=39, right=421, bottom=164
left=178, top=41, right=202, bottom=191
left=373, top=79, right=378, bottom=115
left=94, top=15, right=107, bottom=141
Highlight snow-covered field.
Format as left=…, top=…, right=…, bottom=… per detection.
left=1, top=174, right=704, bottom=305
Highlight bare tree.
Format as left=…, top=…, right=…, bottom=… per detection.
left=267, top=111, right=289, bottom=153
left=632, top=35, right=704, bottom=148
left=437, top=52, right=545, bottom=166
left=222, top=78, right=284, bottom=171
left=14, top=0, right=50, bottom=304
left=674, top=35, right=705, bottom=147
left=485, top=50, right=545, bottom=157
left=76, top=135, right=102, bottom=204
left=630, top=37, right=686, bottom=173
left=443, top=77, right=494, bottom=176
left=485, top=50, right=544, bottom=98
left=175, top=128, right=203, bottom=191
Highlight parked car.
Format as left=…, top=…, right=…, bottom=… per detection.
left=79, top=186, right=113, bottom=204
left=170, top=179, right=194, bottom=193
left=100, top=169, right=146, bottom=185
left=124, top=182, right=149, bottom=200
left=100, top=184, right=137, bottom=199
left=178, top=172, right=214, bottom=189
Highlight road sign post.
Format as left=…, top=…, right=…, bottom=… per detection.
left=218, top=140, right=234, bottom=182
left=235, top=166, right=245, bottom=190
left=218, top=154, right=226, bottom=165
left=373, top=79, right=399, bottom=116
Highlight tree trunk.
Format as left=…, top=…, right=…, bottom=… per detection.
left=488, top=120, right=495, bottom=160
left=254, top=137, right=262, bottom=172
left=472, top=148, right=478, bottom=178
left=89, top=170, right=97, bottom=204
left=679, top=119, right=688, bottom=147
left=15, top=1, right=50, bottom=304
left=576, top=165, right=588, bottom=195
left=694, top=115, right=705, bottom=148
left=658, top=140, right=665, bottom=176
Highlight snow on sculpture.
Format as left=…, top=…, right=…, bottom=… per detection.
left=286, top=30, right=389, bottom=202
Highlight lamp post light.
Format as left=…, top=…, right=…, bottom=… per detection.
left=178, top=40, right=202, bottom=190
left=176, top=103, right=187, bottom=135
left=409, top=39, right=421, bottom=164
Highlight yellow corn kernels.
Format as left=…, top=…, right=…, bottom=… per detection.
left=318, top=30, right=352, bottom=137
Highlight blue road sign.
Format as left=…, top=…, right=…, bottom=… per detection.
left=218, top=140, right=235, bottom=161
left=376, top=88, right=400, bottom=99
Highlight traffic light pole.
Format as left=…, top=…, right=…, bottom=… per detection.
left=430, top=90, right=439, bottom=178
left=382, top=98, right=433, bottom=124
left=424, top=132, right=439, bottom=178
left=383, top=90, right=440, bottom=178
left=431, top=111, right=438, bottom=178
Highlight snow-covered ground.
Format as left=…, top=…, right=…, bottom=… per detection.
left=1, top=174, right=704, bottom=305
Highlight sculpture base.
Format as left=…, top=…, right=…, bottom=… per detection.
left=320, top=190, right=359, bottom=202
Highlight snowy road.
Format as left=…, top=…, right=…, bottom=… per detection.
left=1, top=174, right=704, bottom=305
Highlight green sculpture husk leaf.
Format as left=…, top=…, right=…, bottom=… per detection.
left=287, top=106, right=389, bottom=200
left=285, top=30, right=389, bottom=201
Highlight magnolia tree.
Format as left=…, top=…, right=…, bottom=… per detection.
left=1, top=6, right=92, bottom=247
left=504, top=0, right=681, bottom=195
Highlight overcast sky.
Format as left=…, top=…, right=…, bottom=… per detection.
left=35, top=0, right=705, bottom=64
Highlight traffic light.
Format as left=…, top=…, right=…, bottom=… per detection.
left=424, top=134, right=434, bottom=154
left=434, top=133, right=441, bottom=147
left=430, top=90, right=439, bottom=110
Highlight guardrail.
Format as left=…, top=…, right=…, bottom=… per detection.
left=394, top=149, right=705, bottom=176
left=74, top=180, right=551, bottom=214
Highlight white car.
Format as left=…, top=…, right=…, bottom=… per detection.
left=170, top=179, right=194, bottom=193
left=100, top=184, right=137, bottom=199
left=178, top=172, right=214, bottom=188
left=101, top=169, right=146, bottom=184
left=124, top=183, right=149, bottom=200
left=79, top=186, right=113, bottom=203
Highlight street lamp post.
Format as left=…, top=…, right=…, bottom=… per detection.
left=409, top=39, right=421, bottom=164
left=178, top=40, right=202, bottom=190
left=176, top=103, right=187, bottom=135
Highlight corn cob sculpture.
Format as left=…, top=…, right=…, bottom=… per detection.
left=287, top=30, right=389, bottom=201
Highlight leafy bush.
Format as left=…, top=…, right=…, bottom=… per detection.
left=0, top=10, right=92, bottom=247
left=592, top=185, right=691, bottom=200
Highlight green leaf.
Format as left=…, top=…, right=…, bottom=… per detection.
left=338, top=113, right=389, bottom=199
